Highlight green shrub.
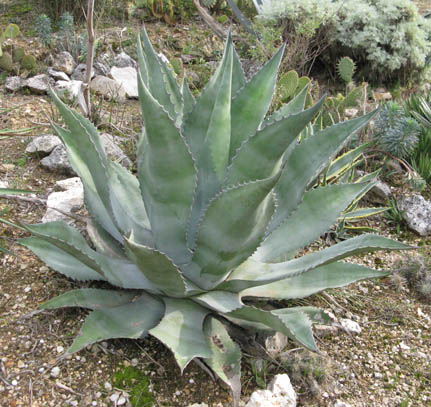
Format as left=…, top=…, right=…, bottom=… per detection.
left=255, top=0, right=431, bottom=83
left=35, top=14, right=53, bottom=47
left=19, top=28, right=410, bottom=405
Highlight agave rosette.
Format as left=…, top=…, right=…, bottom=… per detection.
left=20, top=27, right=410, bottom=403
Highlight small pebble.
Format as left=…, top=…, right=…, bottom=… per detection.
left=110, top=393, right=119, bottom=402
left=117, top=397, right=126, bottom=406
left=56, top=346, right=64, bottom=353
left=50, top=366, right=60, bottom=378
left=104, top=382, right=112, bottom=391
left=11, top=380, right=18, bottom=386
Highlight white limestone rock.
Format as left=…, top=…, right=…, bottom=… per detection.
left=340, top=318, right=362, bottom=334
left=47, top=67, right=70, bottom=81
left=25, top=74, right=55, bottom=94
left=110, top=66, right=138, bottom=98
left=5, top=76, right=26, bottom=92
left=90, top=75, right=126, bottom=102
left=246, top=374, right=296, bottom=407
left=26, top=135, right=61, bottom=156
left=113, top=51, right=136, bottom=68
left=398, top=194, right=431, bottom=236
left=53, top=51, right=76, bottom=75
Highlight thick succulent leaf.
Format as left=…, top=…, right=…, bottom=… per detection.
left=124, top=235, right=186, bottom=297
left=137, top=72, right=196, bottom=265
left=203, top=317, right=241, bottom=407
left=232, top=47, right=246, bottom=95
left=22, top=222, right=102, bottom=272
left=269, top=111, right=377, bottom=233
left=221, top=234, right=411, bottom=292
left=50, top=92, right=110, bottom=210
left=150, top=298, right=212, bottom=372
left=108, top=162, right=154, bottom=247
left=19, top=237, right=104, bottom=282
left=181, top=77, right=195, bottom=117
left=92, top=254, right=162, bottom=294
left=52, top=124, right=121, bottom=242
left=192, top=291, right=243, bottom=313
left=266, top=84, right=310, bottom=125
left=138, top=26, right=177, bottom=119
left=208, top=44, right=233, bottom=182
left=241, top=261, right=389, bottom=299
left=86, top=218, right=125, bottom=258
left=325, top=144, right=369, bottom=181
left=160, top=58, right=183, bottom=125
left=229, top=44, right=285, bottom=160
left=226, top=306, right=318, bottom=351
left=68, top=293, right=164, bottom=354
left=192, top=175, right=278, bottom=289
left=183, top=33, right=234, bottom=249
left=343, top=207, right=389, bottom=220
left=41, top=288, right=137, bottom=310
left=255, top=183, right=371, bottom=263
left=226, top=97, right=324, bottom=186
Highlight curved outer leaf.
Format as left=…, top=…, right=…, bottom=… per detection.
left=203, top=317, right=241, bottom=407
left=220, top=234, right=411, bottom=292
left=149, top=298, right=212, bottom=372
left=23, top=222, right=103, bottom=272
left=229, top=44, right=285, bottom=160
left=265, top=83, right=310, bottom=125
left=68, top=292, right=164, bottom=354
left=325, top=143, right=368, bottom=181
left=181, top=77, right=195, bottom=117
left=20, top=237, right=105, bottom=282
left=183, top=33, right=234, bottom=249
left=86, top=218, right=125, bottom=259
left=226, top=306, right=319, bottom=351
left=241, top=261, right=389, bottom=299
left=138, top=26, right=177, bottom=120
left=255, top=183, right=371, bottom=263
left=41, top=288, right=137, bottom=310
left=192, top=175, right=279, bottom=289
left=108, top=162, right=154, bottom=247
left=269, top=111, right=377, bottom=234
left=137, top=71, right=196, bottom=265
left=232, top=47, right=246, bottom=95
left=225, top=97, right=325, bottom=186
left=124, top=235, right=187, bottom=297
left=192, top=291, right=243, bottom=313
left=22, top=221, right=162, bottom=293
left=343, top=207, right=389, bottom=220
left=50, top=113, right=122, bottom=242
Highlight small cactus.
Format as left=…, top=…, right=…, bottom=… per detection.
left=337, top=57, right=356, bottom=84
left=279, top=70, right=299, bottom=100
left=0, top=51, right=13, bottom=72
left=12, top=47, right=25, bottom=63
left=20, top=54, right=36, bottom=70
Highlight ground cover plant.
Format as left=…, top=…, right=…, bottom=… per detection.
left=4, top=25, right=413, bottom=406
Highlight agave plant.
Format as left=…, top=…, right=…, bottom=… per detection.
left=19, top=27, right=409, bottom=405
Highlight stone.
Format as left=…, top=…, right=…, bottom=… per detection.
left=187, top=404, right=209, bottom=407
left=53, top=51, right=76, bottom=75
left=25, top=135, right=61, bottom=156
left=90, top=75, right=126, bottom=102
left=368, top=180, right=392, bottom=204
left=344, top=108, right=358, bottom=118
left=42, top=180, right=84, bottom=224
left=0, top=180, right=8, bottom=188
left=100, top=133, right=132, bottom=168
left=398, top=194, right=431, bottom=236
left=71, top=63, right=94, bottom=81
left=40, top=145, right=74, bottom=175
left=47, top=67, right=70, bottom=82
left=110, top=66, right=138, bottom=98
left=265, top=332, right=288, bottom=356
left=5, top=76, right=25, bottom=92
left=50, top=366, right=60, bottom=378
left=56, top=177, right=82, bottom=191
left=113, top=51, right=136, bottom=68
left=314, top=324, right=339, bottom=337
left=246, top=374, right=296, bottom=407
left=94, top=61, right=110, bottom=76
left=55, top=80, right=87, bottom=114
left=25, top=74, right=55, bottom=94
left=334, top=402, right=352, bottom=407
left=340, top=318, right=362, bottom=334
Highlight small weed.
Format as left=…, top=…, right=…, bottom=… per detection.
left=113, top=366, right=155, bottom=407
